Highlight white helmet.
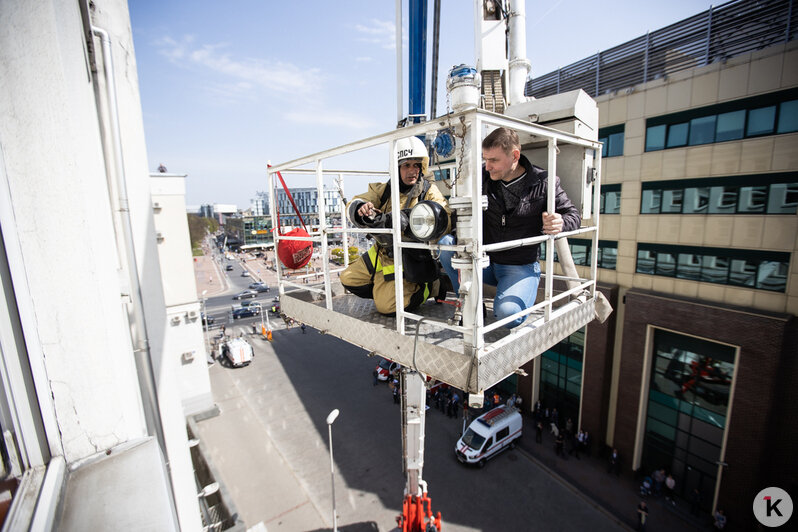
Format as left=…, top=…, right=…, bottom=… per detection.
left=395, top=136, right=429, bottom=177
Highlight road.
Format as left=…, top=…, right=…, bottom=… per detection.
left=196, top=321, right=627, bottom=531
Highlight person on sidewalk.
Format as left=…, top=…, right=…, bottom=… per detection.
left=689, top=488, right=702, bottom=516
left=392, top=379, right=400, bottom=404
left=608, top=448, right=620, bottom=475
left=636, top=500, right=649, bottom=531
left=582, top=430, right=590, bottom=457
left=652, top=468, right=665, bottom=497
left=713, top=508, right=726, bottom=530
left=555, top=431, right=565, bottom=458
left=568, top=429, right=582, bottom=459
left=664, top=473, right=676, bottom=505
left=451, top=391, right=461, bottom=419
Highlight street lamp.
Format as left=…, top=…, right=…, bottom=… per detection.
left=326, top=409, right=340, bottom=532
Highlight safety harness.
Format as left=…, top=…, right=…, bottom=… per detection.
left=361, top=179, right=435, bottom=303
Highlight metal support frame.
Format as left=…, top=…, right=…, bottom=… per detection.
left=269, top=108, right=602, bottom=394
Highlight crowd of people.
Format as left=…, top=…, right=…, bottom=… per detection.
left=531, top=400, right=592, bottom=462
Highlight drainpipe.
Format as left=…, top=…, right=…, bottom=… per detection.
left=507, top=0, right=531, bottom=105
left=91, top=25, right=178, bottom=524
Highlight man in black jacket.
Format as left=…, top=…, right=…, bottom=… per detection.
left=439, top=127, right=580, bottom=328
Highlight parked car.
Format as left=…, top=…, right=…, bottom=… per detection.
left=232, top=307, right=261, bottom=319
left=233, top=290, right=258, bottom=300
left=375, top=358, right=400, bottom=381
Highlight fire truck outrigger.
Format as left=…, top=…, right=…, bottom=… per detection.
left=267, top=1, right=611, bottom=529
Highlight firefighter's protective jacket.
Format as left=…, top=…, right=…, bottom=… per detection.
left=341, top=178, right=450, bottom=314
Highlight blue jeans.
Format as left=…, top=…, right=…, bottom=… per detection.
left=438, top=234, right=541, bottom=328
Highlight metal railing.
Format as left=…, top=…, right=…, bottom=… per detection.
left=526, top=0, right=796, bottom=99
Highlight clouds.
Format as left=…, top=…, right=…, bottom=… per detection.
left=154, top=35, right=322, bottom=97
left=354, top=18, right=397, bottom=50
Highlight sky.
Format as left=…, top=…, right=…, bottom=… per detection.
left=129, top=0, right=719, bottom=209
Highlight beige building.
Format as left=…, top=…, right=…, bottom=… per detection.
left=521, top=0, right=797, bottom=525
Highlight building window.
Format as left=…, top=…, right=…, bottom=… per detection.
left=642, top=329, right=735, bottom=511
left=640, top=173, right=798, bottom=215
left=636, top=243, right=789, bottom=292
left=599, top=125, right=625, bottom=157
left=644, top=88, right=798, bottom=151
left=600, top=184, right=621, bottom=214
left=539, top=328, right=584, bottom=427
left=540, top=239, right=618, bottom=270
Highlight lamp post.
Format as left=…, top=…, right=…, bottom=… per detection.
left=326, top=409, right=340, bottom=532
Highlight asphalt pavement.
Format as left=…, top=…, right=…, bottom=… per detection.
left=191, top=246, right=704, bottom=532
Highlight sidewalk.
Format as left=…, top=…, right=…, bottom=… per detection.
left=195, top=251, right=227, bottom=297
left=511, top=409, right=710, bottom=532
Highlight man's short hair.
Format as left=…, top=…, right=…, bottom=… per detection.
left=482, top=127, right=521, bottom=155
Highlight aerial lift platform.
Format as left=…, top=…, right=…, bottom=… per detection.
left=265, top=4, right=607, bottom=527
left=267, top=104, right=603, bottom=399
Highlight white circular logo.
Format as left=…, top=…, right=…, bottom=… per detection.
left=753, top=487, right=793, bottom=527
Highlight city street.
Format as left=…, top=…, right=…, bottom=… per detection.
left=193, top=257, right=628, bottom=532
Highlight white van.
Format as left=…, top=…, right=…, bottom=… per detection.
left=455, top=405, right=522, bottom=467
left=218, top=337, right=254, bottom=367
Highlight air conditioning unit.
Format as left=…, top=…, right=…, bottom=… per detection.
left=156, top=232, right=165, bottom=242
left=152, top=201, right=162, bottom=211
left=187, top=310, right=198, bottom=320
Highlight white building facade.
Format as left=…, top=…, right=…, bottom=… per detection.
left=0, top=0, right=209, bottom=529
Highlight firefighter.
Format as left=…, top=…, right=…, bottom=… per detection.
left=341, top=136, right=451, bottom=315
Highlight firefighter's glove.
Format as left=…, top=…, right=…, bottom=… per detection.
left=371, top=211, right=409, bottom=233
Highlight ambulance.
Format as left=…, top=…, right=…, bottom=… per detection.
left=218, top=337, right=254, bottom=367
left=455, top=405, right=522, bottom=467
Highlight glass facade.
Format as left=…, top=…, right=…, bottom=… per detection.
left=643, top=329, right=735, bottom=510
left=645, top=88, right=798, bottom=151
left=640, top=173, right=798, bottom=215
left=636, top=243, right=790, bottom=292
left=600, top=184, right=621, bottom=214
left=599, top=125, right=625, bottom=158
left=541, top=239, right=617, bottom=270
left=539, top=328, right=585, bottom=428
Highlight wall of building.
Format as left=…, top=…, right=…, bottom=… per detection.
left=0, top=0, right=146, bottom=461
left=594, top=41, right=798, bottom=315
left=563, top=37, right=798, bottom=522
left=151, top=175, right=215, bottom=417
left=0, top=0, right=202, bottom=528
left=616, top=290, right=795, bottom=523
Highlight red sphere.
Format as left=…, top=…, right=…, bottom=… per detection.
left=277, top=228, right=313, bottom=269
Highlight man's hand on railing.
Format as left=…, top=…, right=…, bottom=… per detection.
left=542, top=211, right=564, bottom=235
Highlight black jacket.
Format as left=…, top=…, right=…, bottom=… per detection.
left=483, top=154, right=580, bottom=265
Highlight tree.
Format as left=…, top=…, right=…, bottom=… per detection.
left=187, top=214, right=217, bottom=250
left=331, top=246, right=359, bottom=264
